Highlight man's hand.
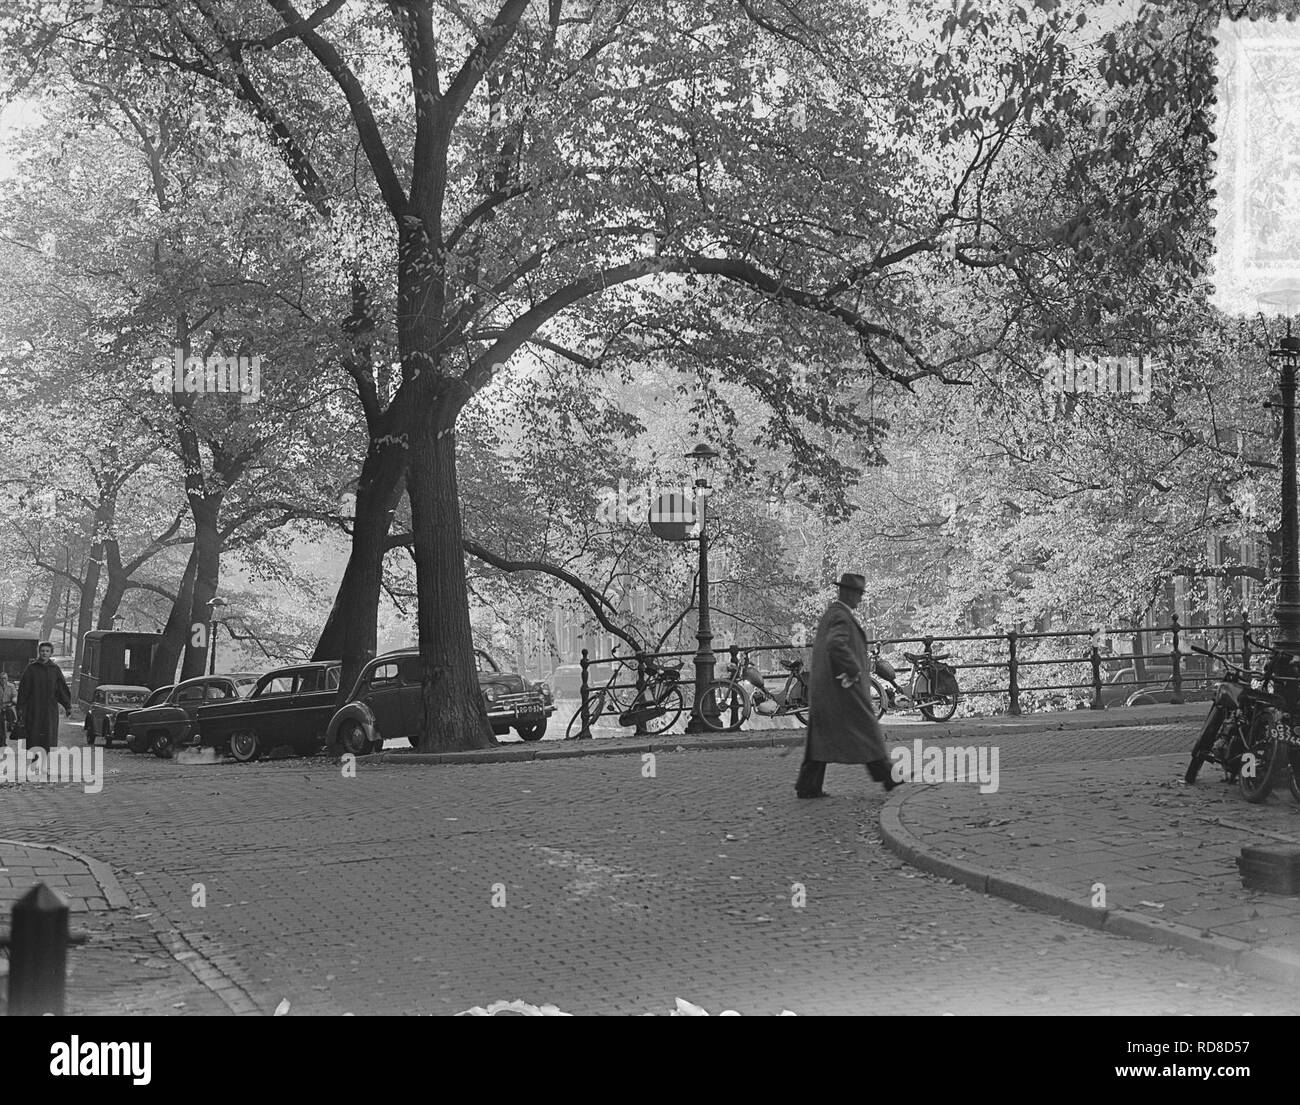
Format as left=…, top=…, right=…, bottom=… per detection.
left=64, top=707, right=72, bottom=718
left=837, top=672, right=858, bottom=689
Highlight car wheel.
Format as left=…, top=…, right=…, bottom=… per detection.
left=151, top=731, right=174, bottom=759
left=229, top=729, right=260, bottom=763
left=338, top=720, right=371, bottom=756
left=84, top=718, right=96, bottom=746
left=515, top=720, right=547, bottom=742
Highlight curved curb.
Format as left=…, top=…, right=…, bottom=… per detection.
left=355, top=731, right=807, bottom=766
left=876, top=792, right=1300, bottom=987
left=0, top=838, right=129, bottom=909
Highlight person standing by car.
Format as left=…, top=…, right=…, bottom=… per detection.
left=0, top=670, right=16, bottom=745
left=17, top=642, right=71, bottom=751
left=796, top=573, right=899, bottom=798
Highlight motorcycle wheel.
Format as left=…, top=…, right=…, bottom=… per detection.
left=1288, top=747, right=1300, bottom=804
left=1238, top=712, right=1283, bottom=804
left=1185, top=702, right=1225, bottom=785
left=869, top=677, right=888, bottom=720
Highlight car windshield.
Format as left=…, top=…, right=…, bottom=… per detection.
left=475, top=650, right=501, bottom=673
left=106, top=690, right=147, bottom=705
left=234, top=677, right=259, bottom=697
left=144, top=686, right=173, bottom=707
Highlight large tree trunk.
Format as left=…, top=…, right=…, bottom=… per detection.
left=179, top=497, right=223, bottom=680
left=96, top=539, right=127, bottom=629
left=38, top=574, right=64, bottom=642
left=406, top=416, right=493, bottom=752
left=148, top=554, right=198, bottom=686
left=313, top=437, right=407, bottom=701
left=11, top=577, right=35, bottom=627
left=74, top=499, right=115, bottom=675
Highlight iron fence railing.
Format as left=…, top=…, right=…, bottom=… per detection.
left=572, top=615, right=1274, bottom=737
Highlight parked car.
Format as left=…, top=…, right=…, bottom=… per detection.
left=1124, top=673, right=1217, bottom=707
left=549, top=662, right=583, bottom=699
left=110, top=684, right=173, bottom=746
left=324, top=648, right=555, bottom=755
left=122, top=673, right=260, bottom=757
left=84, top=684, right=150, bottom=746
left=195, top=661, right=342, bottom=762
left=1097, top=665, right=1172, bottom=708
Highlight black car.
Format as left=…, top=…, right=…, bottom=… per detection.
left=84, top=683, right=150, bottom=746
left=122, top=673, right=260, bottom=757
left=194, top=661, right=342, bottom=762
left=324, top=648, right=555, bottom=754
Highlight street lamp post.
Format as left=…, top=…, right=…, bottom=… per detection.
left=683, top=443, right=720, bottom=732
left=206, top=597, right=228, bottom=676
left=1259, top=290, right=1300, bottom=692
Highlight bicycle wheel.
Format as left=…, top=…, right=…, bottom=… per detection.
left=1239, top=711, right=1284, bottom=803
left=918, top=666, right=959, bottom=722
left=566, top=692, right=607, bottom=739
left=1289, top=746, right=1300, bottom=804
left=698, top=681, right=751, bottom=732
left=644, top=686, right=684, bottom=735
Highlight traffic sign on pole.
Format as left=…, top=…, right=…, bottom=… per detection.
left=649, top=490, right=697, bottom=542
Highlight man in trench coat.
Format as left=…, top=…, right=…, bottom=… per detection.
left=795, top=573, right=898, bottom=798
left=17, top=642, right=72, bottom=751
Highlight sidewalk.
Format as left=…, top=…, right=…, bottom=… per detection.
left=879, top=724, right=1300, bottom=986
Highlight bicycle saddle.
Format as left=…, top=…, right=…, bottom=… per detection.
left=902, top=650, right=949, bottom=662
left=647, top=658, right=683, bottom=672
left=780, top=659, right=803, bottom=671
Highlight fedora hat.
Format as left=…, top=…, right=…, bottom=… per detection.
left=833, top=572, right=866, bottom=592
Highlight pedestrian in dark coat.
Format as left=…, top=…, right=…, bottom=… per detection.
left=795, top=573, right=898, bottom=797
left=17, top=642, right=71, bottom=751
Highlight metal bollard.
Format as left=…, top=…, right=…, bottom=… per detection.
left=1170, top=613, right=1183, bottom=704
left=577, top=649, right=592, bottom=740
left=1090, top=646, right=1104, bottom=710
left=8, top=883, right=69, bottom=1016
left=1006, top=630, right=1021, bottom=716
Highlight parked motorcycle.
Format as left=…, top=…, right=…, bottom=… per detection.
left=869, top=647, right=960, bottom=722
left=1184, top=644, right=1293, bottom=803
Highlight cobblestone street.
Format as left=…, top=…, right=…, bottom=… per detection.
left=2, top=717, right=1298, bottom=1015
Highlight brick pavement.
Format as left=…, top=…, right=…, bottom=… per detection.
left=0, top=712, right=1297, bottom=1014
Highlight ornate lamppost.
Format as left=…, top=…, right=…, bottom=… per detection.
left=206, top=597, right=228, bottom=675
left=683, top=443, right=720, bottom=731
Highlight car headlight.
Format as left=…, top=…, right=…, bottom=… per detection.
left=483, top=686, right=499, bottom=703
left=534, top=681, right=552, bottom=703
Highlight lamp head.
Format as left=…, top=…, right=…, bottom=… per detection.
left=685, top=442, right=720, bottom=486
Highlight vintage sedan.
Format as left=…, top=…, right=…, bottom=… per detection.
left=121, top=673, right=260, bottom=757
left=84, top=684, right=150, bottom=746
left=325, top=648, right=555, bottom=755
left=195, top=661, right=341, bottom=762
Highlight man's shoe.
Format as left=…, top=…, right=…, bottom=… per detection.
left=796, top=790, right=828, bottom=799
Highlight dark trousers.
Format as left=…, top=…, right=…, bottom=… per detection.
left=796, top=734, right=890, bottom=797
left=795, top=735, right=827, bottom=797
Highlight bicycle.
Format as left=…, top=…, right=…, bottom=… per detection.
left=566, top=654, right=686, bottom=738
left=696, top=650, right=810, bottom=732
left=870, top=644, right=960, bottom=722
